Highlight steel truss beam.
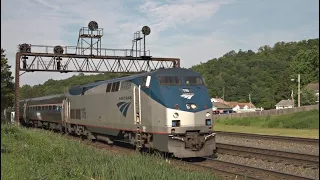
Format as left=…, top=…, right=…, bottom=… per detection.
left=18, top=53, right=179, bottom=73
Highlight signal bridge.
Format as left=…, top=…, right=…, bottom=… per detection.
left=14, top=21, right=180, bottom=125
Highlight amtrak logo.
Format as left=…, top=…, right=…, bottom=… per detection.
left=180, top=93, right=194, bottom=99
left=180, top=88, right=194, bottom=99
left=117, top=101, right=131, bottom=117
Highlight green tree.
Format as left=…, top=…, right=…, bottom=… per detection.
left=1, top=49, right=15, bottom=112
left=191, top=38, right=319, bottom=109
left=290, top=46, right=319, bottom=86
left=300, top=88, right=317, bottom=106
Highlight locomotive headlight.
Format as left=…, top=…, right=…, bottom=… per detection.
left=191, top=104, right=197, bottom=109
left=186, top=104, right=191, bottom=109
left=173, top=112, right=179, bottom=118
left=206, top=112, right=210, bottom=117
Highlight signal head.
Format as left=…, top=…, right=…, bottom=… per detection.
left=141, top=26, right=151, bottom=35
left=19, top=43, right=31, bottom=53
left=88, top=21, right=99, bottom=31
left=53, top=45, right=64, bottom=54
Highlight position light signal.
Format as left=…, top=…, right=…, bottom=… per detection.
left=141, top=26, right=151, bottom=35
left=53, top=45, right=64, bottom=54
left=88, top=21, right=99, bottom=31
left=19, top=43, right=31, bottom=53
left=53, top=45, right=63, bottom=70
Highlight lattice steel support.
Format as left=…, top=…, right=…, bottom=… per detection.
left=15, top=53, right=21, bottom=125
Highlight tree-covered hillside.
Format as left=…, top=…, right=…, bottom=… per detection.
left=191, top=38, right=319, bottom=109
left=19, top=38, right=319, bottom=109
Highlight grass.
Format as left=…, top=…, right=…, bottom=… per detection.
left=1, top=125, right=218, bottom=180
left=213, top=109, right=319, bottom=138
left=213, top=124, right=319, bottom=139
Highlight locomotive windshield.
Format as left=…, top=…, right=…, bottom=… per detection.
left=158, top=76, right=181, bottom=85
left=184, top=76, right=204, bottom=86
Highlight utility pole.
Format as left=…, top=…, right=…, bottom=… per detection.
left=298, top=74, right=301, bottom=107
left=222, top=87, right=225, bottom=102
left=291, top=74, right=301, bottom=107
left=291, top=89, right=294, bottom=107
left=249, top=94, right=251, bottom=109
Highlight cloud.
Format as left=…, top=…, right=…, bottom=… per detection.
left=223, top=18, right=249, bottom=25
left=1, top=0, right=318, bottom=86
left=1, top=0, right=230, bottom=86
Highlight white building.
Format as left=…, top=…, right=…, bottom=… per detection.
left=275, top=99, right=294, bottom=109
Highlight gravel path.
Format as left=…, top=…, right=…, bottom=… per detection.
left=218, top=154, right=319, bottom=180
left=216, top=135, right=319, bottom=156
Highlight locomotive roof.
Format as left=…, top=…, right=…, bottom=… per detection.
left=20, top=68, right=201, bottom=101
left=69, top=67, right=200, bottom=90
left=20, top=93, right=65, bottom=102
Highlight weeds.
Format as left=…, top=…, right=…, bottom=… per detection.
left=1, top=125, right=218, bottom=180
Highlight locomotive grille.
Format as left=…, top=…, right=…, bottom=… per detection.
left=184, top=131, right=205, bottom=151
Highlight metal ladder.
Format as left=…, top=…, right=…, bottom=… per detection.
left=136, top=127, right=142, bottom=150
left=134, top=85, right=142, bottom=150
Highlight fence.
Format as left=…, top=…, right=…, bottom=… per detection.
left=213, top=104, right=319, bottom=120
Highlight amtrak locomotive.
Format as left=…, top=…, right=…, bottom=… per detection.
left=19, top=68, right=216, bottom=158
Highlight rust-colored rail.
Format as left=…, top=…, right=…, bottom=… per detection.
left=215, top=131, right=319, bottom=145
left=216, top=143, right=319, bottom=169
left=188, top=158, right=317, bottom=180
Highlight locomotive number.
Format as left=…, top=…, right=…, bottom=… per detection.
left=119, top=96, right=132, bottom=100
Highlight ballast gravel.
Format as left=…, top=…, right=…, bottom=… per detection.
left=216, top=135, right=319, bottom=156
left=217, top=154, right=319, bottom=180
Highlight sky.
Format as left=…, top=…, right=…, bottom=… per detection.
left=1, top=0, right=319, bottom=86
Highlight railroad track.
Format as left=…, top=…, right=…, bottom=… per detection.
left=216, top=143, right=319, bottom=169
left=214, top=131, right=319, bottom=145
left=187, top=158, right=317, bottom=180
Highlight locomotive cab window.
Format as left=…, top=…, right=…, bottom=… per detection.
left=158, top=76, right=181, bottom=85
left=141, top=77, right=147, bottom=86
left=184, top=76, right=204, bottom=86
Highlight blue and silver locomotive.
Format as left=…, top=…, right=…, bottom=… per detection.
left=19, top=68, right=216, bottom=158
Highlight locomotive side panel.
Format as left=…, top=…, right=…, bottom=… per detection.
left=67, top=83, right=137, bottom=136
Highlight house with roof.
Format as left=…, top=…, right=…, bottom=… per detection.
left=210, top=97, right=260, bottom=113
left=210, top=97, right=227, bottom=104
left=275, top=99, right=294, bottom=109
left=226, top=102, right=257, bottom=113
left=305, top=83, right=319, bottom=103
left=212, top=102, right=233, bottom=114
